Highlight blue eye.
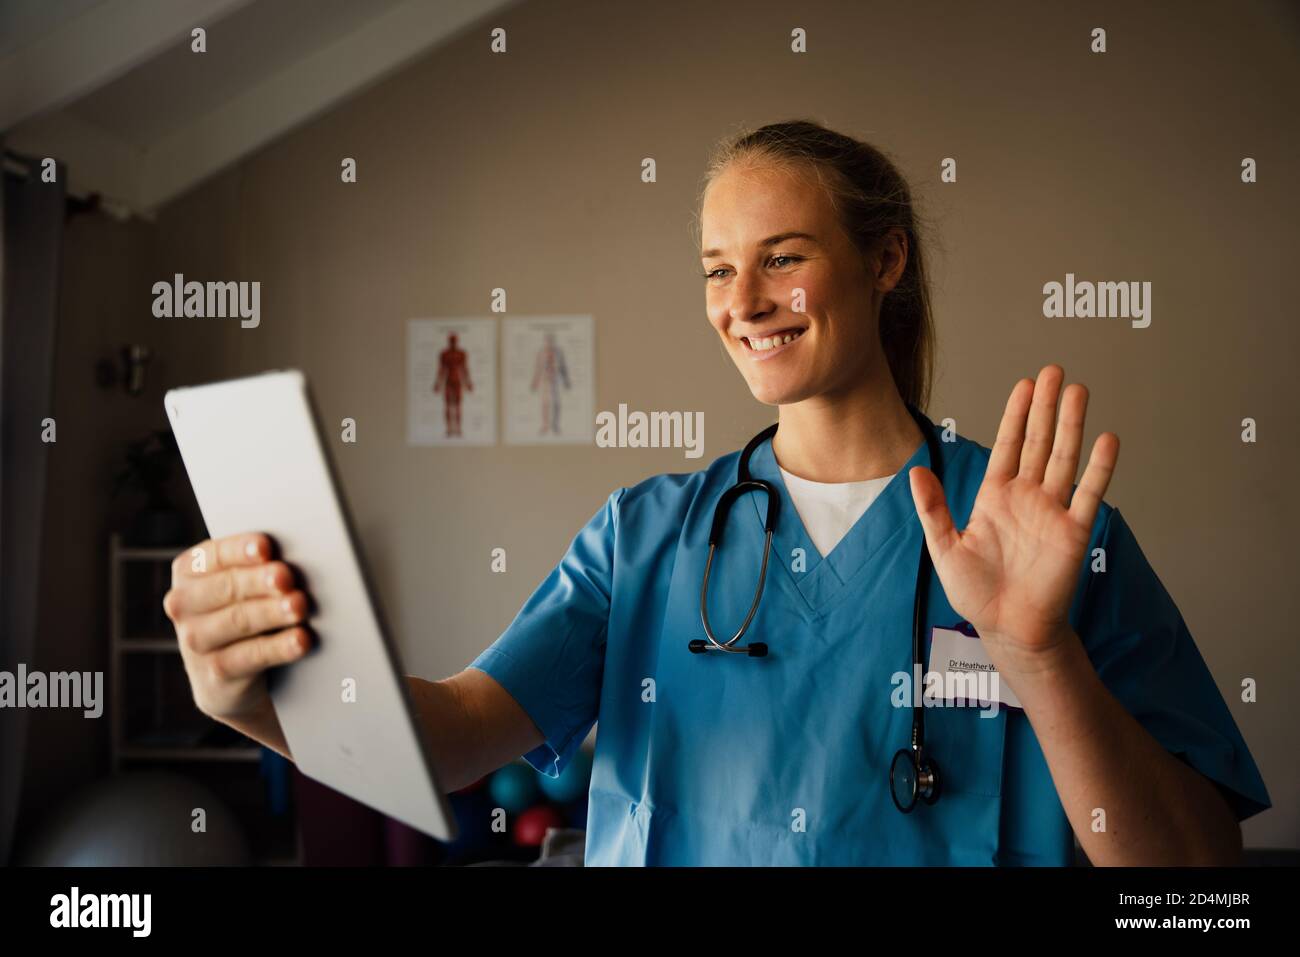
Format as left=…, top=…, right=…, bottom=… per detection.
left=702, top=255, right=801, bottom=281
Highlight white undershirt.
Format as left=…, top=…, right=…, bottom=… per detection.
left=778, top=466, right=896, bottom=559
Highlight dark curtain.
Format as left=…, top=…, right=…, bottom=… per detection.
left=0, top=146, right=65, bottom=865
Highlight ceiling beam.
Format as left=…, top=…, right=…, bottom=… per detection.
left=0, top=0, right=255, bottom=132
left=138, top=0, right=517, bottom=211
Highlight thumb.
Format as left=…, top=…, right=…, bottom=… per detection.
left=908, top=465, right=959, bottom=565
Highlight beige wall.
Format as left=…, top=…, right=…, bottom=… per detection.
left=45, top=0, right=1298, bottom=846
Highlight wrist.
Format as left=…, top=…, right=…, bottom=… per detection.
left=998, top=627, right=1097, bottom=712
left=223, top=698, right=292, bottom=760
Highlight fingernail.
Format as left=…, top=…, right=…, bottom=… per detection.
left=281, top=598, right=293, bottom=616
left=265, top=571, right=276, bottom=589
left=245, top=540, right=259, bottom=558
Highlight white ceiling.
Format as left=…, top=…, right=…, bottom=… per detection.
left=0, top=0, right=518, bottom=215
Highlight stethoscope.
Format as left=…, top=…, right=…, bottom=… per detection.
left=687, top=403, right=944, bottom=813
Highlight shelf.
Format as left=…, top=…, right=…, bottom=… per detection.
left=120, top=638, right=179, bottom=653
left=110, top=528, right=295, bottom=866
left=119, top=745, right=262, bottom=763
left=116, top=545, right=185, bottom=562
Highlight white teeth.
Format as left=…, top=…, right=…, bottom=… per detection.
left=745, top=329, right=804, bottom=351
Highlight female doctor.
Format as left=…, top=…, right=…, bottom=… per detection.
left=164, top=120, right=1269, bottom=866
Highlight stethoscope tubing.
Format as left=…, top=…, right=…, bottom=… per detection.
left=693, top=404, right=945, bottom=808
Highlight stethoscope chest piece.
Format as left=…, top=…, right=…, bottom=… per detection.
left=889, top=746, right=941, bottom=813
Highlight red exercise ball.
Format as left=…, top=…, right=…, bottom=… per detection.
left=513, top=805, right=565, bottom=847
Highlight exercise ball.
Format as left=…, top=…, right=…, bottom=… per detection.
left=16, top=770, right=252, bottom=866
left=487, top=763, right=538, bottom=815
left=537, top=749, right=592, bottom=804
left=513, top=805, right=565, bottom=847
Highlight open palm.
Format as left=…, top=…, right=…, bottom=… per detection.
left=908, top=365, right=1120, bottom=679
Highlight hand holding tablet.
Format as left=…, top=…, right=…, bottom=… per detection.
left=163, top=370, right=457, bottom=841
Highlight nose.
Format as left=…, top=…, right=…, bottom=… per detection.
left=726, top=269, right=776, bottom=328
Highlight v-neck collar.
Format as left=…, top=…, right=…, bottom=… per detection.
left=746, top=426, right=936, bottom=615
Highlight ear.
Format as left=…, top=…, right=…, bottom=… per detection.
left=874, top=229, right=909, bottom=292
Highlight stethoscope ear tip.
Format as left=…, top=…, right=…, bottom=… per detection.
left=748, top=642, right=768, bottom=657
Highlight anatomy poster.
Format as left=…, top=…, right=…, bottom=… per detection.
left=503, top=315, right=594, bottom=445
left=407, top=318, right=496, bottom=446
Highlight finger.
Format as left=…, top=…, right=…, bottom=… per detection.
left=164, top=561, right=294, bottom=620
left=1068, top=432, right=1120, bottom=530
left=1019, top=364, right=1064, bottom=483
left=1042, top=382, right=1089, bottom=507
left=172, top=533, right=272, bottom=583
left=986, top=378, right=1034, bottom=483
left=176, top=590, right=309, bottom=655
left=210, top=627, right=311, bottom=683
left=909, top=465, right=960, bottom=566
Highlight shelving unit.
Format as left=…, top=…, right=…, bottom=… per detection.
left=108, top=532, right=299, bottom=864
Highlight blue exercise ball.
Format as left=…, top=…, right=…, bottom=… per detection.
left=487, top=763, right=539, bottom=815
left=537, top=749, right=593, bottom=804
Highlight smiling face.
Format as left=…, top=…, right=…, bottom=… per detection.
left=701, top=161, right=900, bottom=407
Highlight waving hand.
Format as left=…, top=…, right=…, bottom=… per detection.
left=907, top=365, right=1120, bottom=679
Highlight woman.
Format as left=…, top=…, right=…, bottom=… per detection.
left=164, top=120, right=1269, bottom=865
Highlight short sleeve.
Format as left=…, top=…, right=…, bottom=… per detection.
left=468, top=488, right=622, bottom=777
left=1074, top=506, right=1271, bottom=821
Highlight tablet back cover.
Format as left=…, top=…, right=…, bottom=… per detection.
left=165, top=369, right=457, bottom=841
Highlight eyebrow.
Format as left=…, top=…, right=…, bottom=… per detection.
left=700, top=231, right=819, bottom=259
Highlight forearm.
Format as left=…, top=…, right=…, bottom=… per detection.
left=1012, top=631, right=1242, bottom=866
left=215, top=672, right=526, bottom=793
left=406, top=674, right=497, bottom=793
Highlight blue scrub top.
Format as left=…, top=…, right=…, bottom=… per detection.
left=470, top=422, right=1271, bottom=865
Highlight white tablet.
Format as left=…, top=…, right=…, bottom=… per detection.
left=164, top=369, right=457, bottom=841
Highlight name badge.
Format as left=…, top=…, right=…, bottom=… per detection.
left=928, top=625, right=1023, bottom=711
